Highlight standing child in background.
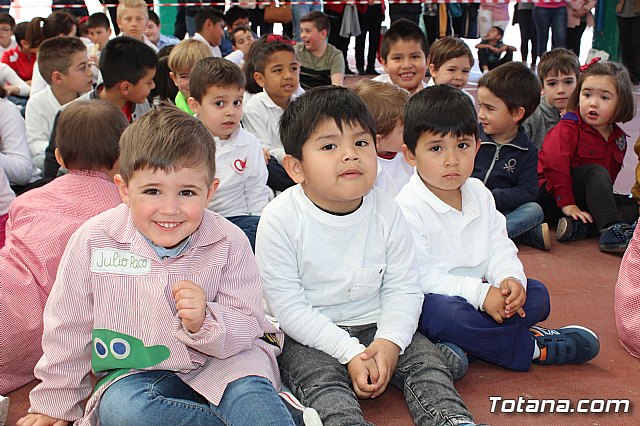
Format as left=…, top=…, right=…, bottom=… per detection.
left=116, top=0, right=158, bottom=53
left=0, top=13, right=17, bottom=56
left=145, top=10, right=180, bottom=50
left=0, top=100, right=125, bottom=395
left=352, top=79, right=412, bottom=198
left=538, top=61, right=638, bottom=252
left=17, top=105, right=295, bottom=426
left=396, top=85, right=600, bottom=373
left=2, top=22, right=36, bottom=84
left=188, top=58, right=270, bottom=250
left=86, top=12, right=112, bottom=56
left=426, top=36, right=474, bottom=103
left=373, top=18, right=428, bottom=95
left=475, top=26, right=516, bottom=73
left=473, top=62, right=549, bottom=250
left=243, top=34, right=301, bottom=193
left=523, top=48, right=580, bottom=149
left=256, top=86, right=475, bottom=425
left=168, top=39, right=212, bottom=115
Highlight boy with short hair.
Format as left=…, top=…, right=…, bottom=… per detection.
left=116, top=0, right=158, bottom=52
left=523, top=48, right=580, bottom=149
left=18, top=104, right=295, bottom=426
left=0, top=100, right=126, bottom=394
left=296, top=11, right=345, bottom=89
left=145, top=10, right=179, bottom=50
left=352, top=79, right=412, bottom=197
left=1, top=22, right=35, bottom=83
left=221, top=6, right=252, bottom=57
left=168, top=38, right=212, bottom=115
left=473, top=62, right=550, bottom=250
left=230, top=26, right=254, bottom=62
left=426, top=36, right=475, bottom=104
left=25, top=36, right=93, bottom=171
left=193, top=7, right=243, bottom=64
left=87, top=12, right=112, bottom=53
left=187, top=57, right=270, bottom=250
left=475, top=26, right=516, bottom=73
left=396, top=84, right=600, bottom=372
left=0, top=13, right=16, bottom=55
left=373, top=18, right=428, bottom=95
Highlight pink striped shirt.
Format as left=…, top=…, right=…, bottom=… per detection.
left=27, top=204, right=282, bottom=424
left=615, top=225, right=640, bottom=358
left=0, top=170, right=122, bottom=394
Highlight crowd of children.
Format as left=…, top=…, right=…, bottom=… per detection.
left=0, top=4, right=639, bottom=426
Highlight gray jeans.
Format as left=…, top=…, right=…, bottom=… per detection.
left=278, top=324, right=473, bottom=426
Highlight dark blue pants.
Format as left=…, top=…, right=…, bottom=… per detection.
left=226, top=215, right=260, bottom=252
left=419, top=279, right=550, bottom=371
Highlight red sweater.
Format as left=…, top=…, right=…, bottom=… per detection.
left=538, top=111, right=627, bottom=207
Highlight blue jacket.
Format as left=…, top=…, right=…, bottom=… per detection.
left=472, top=126, right=539, bottom=213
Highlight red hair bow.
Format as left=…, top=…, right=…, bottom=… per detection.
left=266, top=34, right=296, bottom=45
left=580, top=57, right=601, bottom=72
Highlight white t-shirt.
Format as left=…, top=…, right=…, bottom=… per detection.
left=375, top=154, right=414, bottom=198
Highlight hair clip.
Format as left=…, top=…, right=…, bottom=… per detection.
left=580, top=57, right=601, bottom=72
left=266, top=34, right=296, bottom=45
left=78, top=16, right=89, bottom=25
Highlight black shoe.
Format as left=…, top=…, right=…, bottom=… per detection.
left=365, top=68, right=379, bottom=75
left=344, top=68, right=356, bottom=75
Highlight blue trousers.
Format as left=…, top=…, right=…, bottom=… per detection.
left=226, top=215, right=260, bottom=252
left=533, top=6, right=567, bottom=55
left=98, top=372, right=295, bottom=426
left=419, top=279, right=551, bottom=371
left=504, top=201, right=544, bottom=239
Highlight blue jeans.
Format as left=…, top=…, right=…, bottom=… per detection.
left=292, top=2, right=322, bottom=41
left=98, top=371, right=295, bottom=426
left=533, top=6, right=567, bottom=55
left=226, top=215, right=260, bottom=252
left=504, top=202, right=544, bottom=239
left=419, top=279, right=551, bottom=371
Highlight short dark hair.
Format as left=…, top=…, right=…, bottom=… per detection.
left=119, top=103, right=217, bottom=184
left=404, top=85, right=477, bottom=153
left=567, top=61, right=636, bottom=124
left=491, top=26, right=504, bottom=38
left=189, top=57, right=245, bottom=103
left=428, top=36, right=474, bottom=70
left=537, top=48, right=580, bottom=83
left=251, top=33, right=296, bottom=74
left=100, top=36, right=158, bottom=89
left=280, top=86, right=376, bottom=160
left=195, top=7, right=224, bottom=33
left=148, top=10, right=160, bottom=26
left=87, top=12, right=111, bottom=30
left=380, top=19, right=428, bottom=63
left=225, top=6, right=249, bottom=27
left=231, top=25, right=251, bottom=46
left=0, top=13, right=15, bottom=29
left=300, top=11, right=330, bottom=34
left=478, top=61, right=541, bottom=124
left=38, top=36, right=87, bottom=84
left=56, top=100, right=126, bottom=171
left=13, top=22, right=27, bottom=45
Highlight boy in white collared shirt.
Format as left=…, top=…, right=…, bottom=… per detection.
left=116, top=0, right=158, bottom=53
left=395, top=84, right=600, bottom=372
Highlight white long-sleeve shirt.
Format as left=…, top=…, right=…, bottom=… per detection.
left=208, top=127, right=271, bottom=217
left=192, top=32, right=243, bottom=64
left=256, top=185, right=423, bottom=365
left=0, top=62, right=30, bottom=97
left=0, top=161, right=15, bottom=215
left=395, top=175, right=526, bottom=311
left=243, top=92, right=287, bottom=163
left=0, top=98, right=40, bottom=185
left=25, top=85, right=63, bottom=171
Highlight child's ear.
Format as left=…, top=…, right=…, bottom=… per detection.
left=282, top=154, right=305, bottom=184
left=50, top=70, right=64, bottom=86
left=118, top=80, right=130, bottom=96
left=169, top=71, right=178, bottom=87
left=401, top=144, right=417, bottom=167
left=113, top=174, right=130, bottom=205
left=206, top=178, right=220, bottom=203
left=375, top=134, right=382, bottom=150
left=254, top=71, right=266, bottom=88
left=428, top=63, right=437, bottom=77
left=319, top=29, right=328, bottom=39
left=511, top=106, right=525, bottom=123
left=187, top=96, right=200, bottom=114
left=54, top=148, right=66, bottom=169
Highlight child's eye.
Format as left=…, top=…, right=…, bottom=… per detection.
left=458, top=142, right=470, bottom=149
left=215, top=101, right=224, bottom=107
left=233, top=99, right=242, bottom=106
left=429, top=145, right=442, bottom=152
left=547, top=82, right=557, bottom=87
left=291, top=65, right=299, bottom=71
left=143, top=188, right=159, bottom=195
left=179, top=190, right=196, bottom=196
left=462, top=69, right=470, bottom=74
left=321, top=143, right=337, bottom=150
left=602, top=96, right=610, bottom=101
left=355, top=140, right=369, bottom=147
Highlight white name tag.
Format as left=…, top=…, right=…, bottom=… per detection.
left=91, top=249, right=151, bottom=275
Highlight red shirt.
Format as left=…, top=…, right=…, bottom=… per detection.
left=538, top=111, right=627, bottom=207
left=1, top=46, right=36, bottom=82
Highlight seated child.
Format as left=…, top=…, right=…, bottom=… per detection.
left=243, top=34, right=301, bottom=192
left=352, top=79, right=412, bottom=197
left=230, top=25, right=254, bottom=66
left=43, top=36, right=157, bottom=178
left=87, top=12, right=112, bottom=55
left=25, top=36, right=93, bottom=171
left=145, top=10, right=180, bottom=50
left=615, top=225, right=640, bottom=358
left=221, top=6, right=253, bottom=57
left=168, top=38, right=212, bottom=115
left=373, top=18, right=428, bottom=95
left=473, top=62, right=550, bottom=250
left=1, top=22, right=36, bottom=83
left=427, top=36, right=475, bottom=104
left=523, top=48, right=580, bottom=149
left=187, top=57, right=270, bottom=250
left=256, top=86, right=475, bottom=425
left=116, top=0, right=158, bottom=53
left=475, top=26, right=516, bottom=73
left=538, top=61, right=639, bottom=253
left=295, top=11, right=344, bottom=89
left=0, top=13, right=17, bottom=56
left=193, top=7, right=243, bottom=65
left=0, top=100, right=125, bottom=394
left=396, top=84, right=601, bottom=372
left=17, top=105, right=295, bottom=426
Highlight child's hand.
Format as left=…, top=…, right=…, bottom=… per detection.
left=359, top=338, right=400, bottom=398
left=4, top=83, right=18, bottom=96
left=347, top=353, right=379, bottom=399
left=262, top=146, right=271, bottom=164
left=482, top=286, right=507, bottom=323
left=172, top=280, right=206, bottom=333
left=500, top=278, right=526, bottom=319
left=561, top=204, right=593, bottom=224
left=17, top=413, right=69, bottom=426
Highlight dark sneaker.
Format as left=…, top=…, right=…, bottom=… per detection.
left=556, top=217, right=591, bottom=242
left=436, top=342, right=469, bottom=381
left=344, top=68, right=356, bottom=75
left=599, top=222, right=635, bottom=253
left=531, top=325, right=600, bottom=365
left=279, top=389, right=322, bottom=426
left=518, top=222, right=551, bottom=250
left=365, top=68, right=380, bottom=75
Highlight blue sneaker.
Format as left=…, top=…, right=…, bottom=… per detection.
left=436, top=342, right=469, bottom=381
left=599, top=222, right=635, bottom=253
left=531, top=325, right=600, bottom=365
left=556, top=217, right=591, bottom=242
